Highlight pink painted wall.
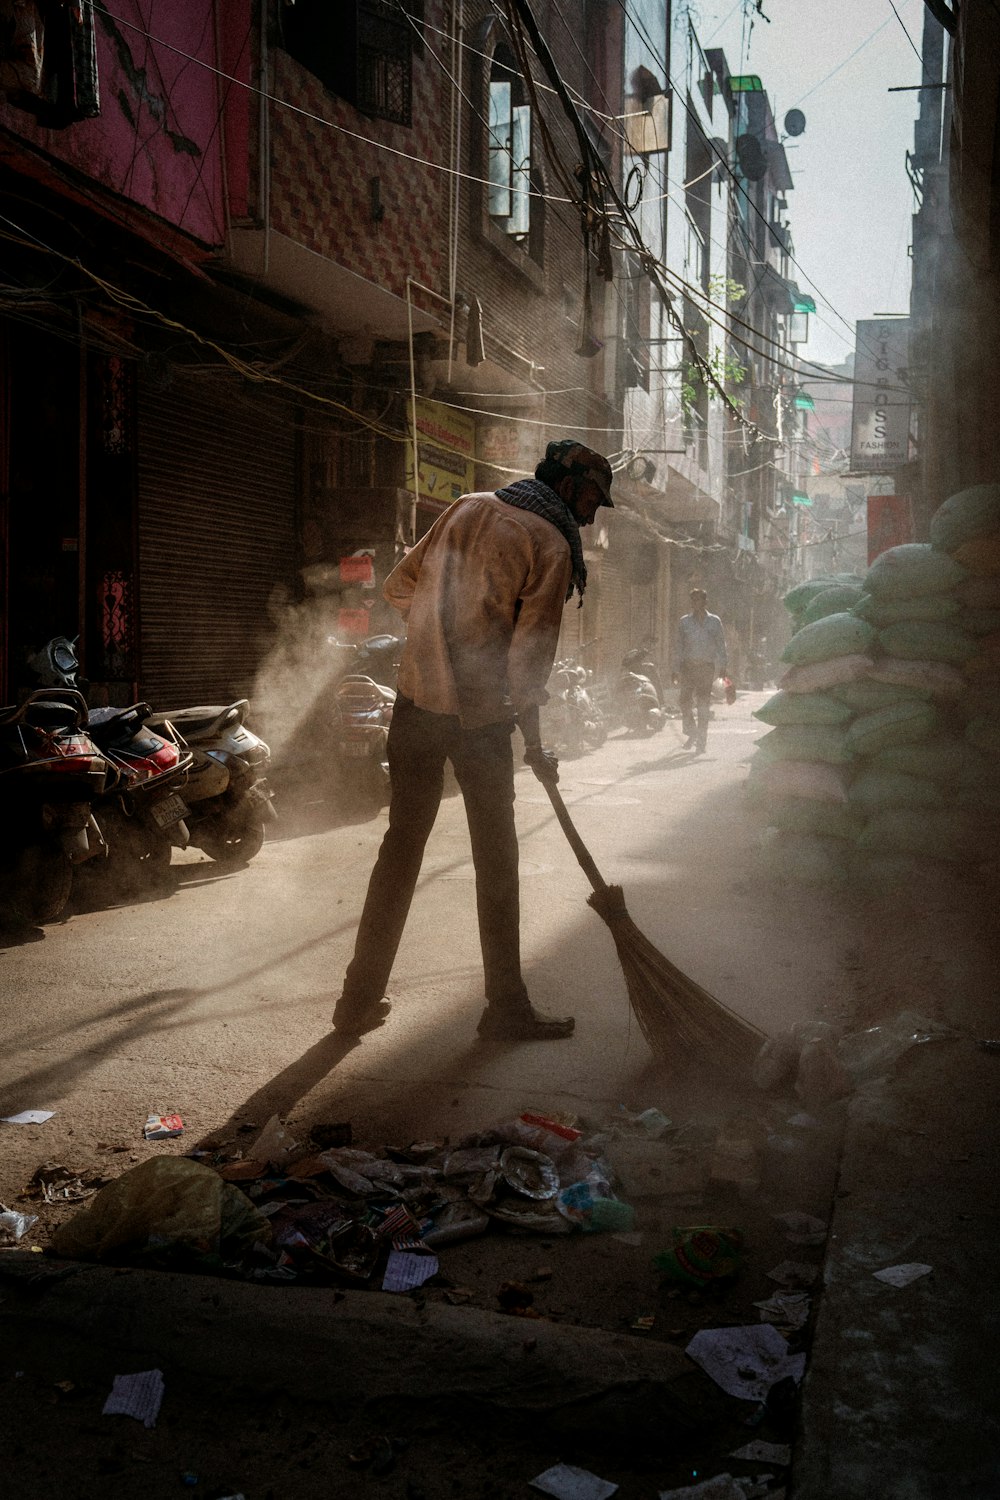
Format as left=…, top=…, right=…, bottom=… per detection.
left=0, top=1, right=252, bottom=249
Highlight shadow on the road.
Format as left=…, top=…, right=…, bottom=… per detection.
left=0, top=920, right=46, bottom=950
left=195, top=1028, right=363, bottom=1147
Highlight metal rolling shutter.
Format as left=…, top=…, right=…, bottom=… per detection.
left=137, top=374, right=297, bottom=708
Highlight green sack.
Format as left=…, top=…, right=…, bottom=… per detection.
left=781, top=613, right=877, bottom=666
left=767, top=798, right=865, bottom=841
left=967, top=712, right=1000, bottom=757
left=858, top=807, right=984, bottom=862
left=845, top=700, right=937, bottom=758
left=871, top=737, right=987, bottom=783
left=753, top=690, right=852, bottom=727
left=757, top=724, right=851, bottom=764
left=784, top=574, right=863, bottom=616
left=960, top=608, right=1000, bottom=636
left=847, top=769, right=941, bottom=812
left=855, top=593, right=960, bottom=626
left=758, top=829, right=847, bottom=883
left=865, top=543, right=967, bottom=600
left=879, top=620, right=977, bottom=664
left=800, top=584, right=865, bottom=625
left=929, top=484, right=1000, bottom=553
left=830, top=677, right=928, bottom=712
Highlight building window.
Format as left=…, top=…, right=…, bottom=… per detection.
left=281, top=0, right=418, bottom=127
left=488, top=47, right=531, bottom=241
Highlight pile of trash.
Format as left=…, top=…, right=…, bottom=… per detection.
left=747, top=483, right=1000, bottom=885
left=46, top=1110, right=657, bottom=1282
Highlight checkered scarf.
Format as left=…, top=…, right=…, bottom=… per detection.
left=495, top=478, right=586, bottom=605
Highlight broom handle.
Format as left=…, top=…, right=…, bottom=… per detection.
left=540, top=779, right=610, bottom=896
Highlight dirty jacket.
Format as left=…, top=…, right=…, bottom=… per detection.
left=383, top=491, right=573, bottom=730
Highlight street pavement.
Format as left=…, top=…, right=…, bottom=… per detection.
left=1, top=691, right=997, bottom=1495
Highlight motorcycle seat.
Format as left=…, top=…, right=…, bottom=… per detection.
left=145, top=701, right=249, bottom=740
left=88, top=703, right=153, bottom=730
left=0, top=695, right=85, bottom=729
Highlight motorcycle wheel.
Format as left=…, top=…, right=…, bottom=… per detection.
left=202, top=819, right=266, bottom=867
left=583, top=719, right=607, bottom=749
left=5, top=842, right=73, bottom=925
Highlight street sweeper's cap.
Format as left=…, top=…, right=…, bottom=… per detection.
left=538, top=439, right=614, bottom=507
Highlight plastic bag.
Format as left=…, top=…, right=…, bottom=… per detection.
left=653, top=1226, right=744, bottom=1287
left=837, top=1010, right=956, bottom=1081
left=51, top=1157, right=270, bottom=1264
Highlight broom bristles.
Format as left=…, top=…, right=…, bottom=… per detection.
left=587, top=884, right=763, bottom=1071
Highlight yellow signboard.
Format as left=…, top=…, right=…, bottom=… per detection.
left=406, top=397, right=475, bottom=505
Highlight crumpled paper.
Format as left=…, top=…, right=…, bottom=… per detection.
left=685, top=1324, right=806, bottom=1404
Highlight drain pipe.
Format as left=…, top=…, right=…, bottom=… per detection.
left=447, top=0, right=464, bottom=385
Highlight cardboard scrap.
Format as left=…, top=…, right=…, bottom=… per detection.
left=102, top=1369, right=165, bottom=1428
left=530, top=1463, right=619, bottom=1499
left=143, top=1113, right=183, bottom=1141
left=730, top=1440, right=792, bottom=1466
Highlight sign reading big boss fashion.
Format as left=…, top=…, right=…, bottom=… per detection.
left=850, top=318, right=912, bottom=472
left=406, top=397, right=475, bottom=506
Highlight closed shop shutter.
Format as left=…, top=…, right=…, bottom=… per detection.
left=137, top=374, right=297, bottom=707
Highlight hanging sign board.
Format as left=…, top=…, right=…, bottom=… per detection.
left=406, top=397, right=475, bottom=505
left=337, top=607, right=371, bottom=639
left=867, top=494, right=915, bottom=564
left=339, top=554, right=375, bottom=587
left=850, top=319, right=911, bottom=472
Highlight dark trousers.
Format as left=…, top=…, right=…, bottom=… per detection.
left=678, top=661, right=716, bottom=746
left=342, top=696, right=528, bottom=1010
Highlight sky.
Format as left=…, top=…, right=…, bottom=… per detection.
left=694, top=0, right=927, bottom=368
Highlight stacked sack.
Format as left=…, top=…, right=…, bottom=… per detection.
left=748, top=490, right=1000, bottom=883
left=747, top=574, right=872, bottom=882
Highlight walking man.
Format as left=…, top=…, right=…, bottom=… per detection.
left=672, top=587, right=727, bottom=753
left=332, top=439, right=614, bottom=1042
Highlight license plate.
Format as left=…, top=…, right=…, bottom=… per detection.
left=151, top=792, right=189, bottom=829
left=342, top=742, right=372, bottom=759
left=245, top=780, right=272, bottom=806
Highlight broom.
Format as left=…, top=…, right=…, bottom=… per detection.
left=541, top=779, right=764, bottom=1072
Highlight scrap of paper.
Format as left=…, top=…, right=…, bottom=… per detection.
left=657, top=1477, right=746, bottom=1500
left=102, top=1369, right=165, bottom=1428
left=872, top=1262, right=932, bottom=1288
left=530, top=1463, right=619, bottom=1499
left=686, top=1324, right=806, bottom=1404
left=1, top=1110, right=54, bottom=1125
left=381, top=1249, right=439, bottom=1292
left=766, top=1259, right=818, bottom=1288
left=752, top=1291, right=811, bottom=1330
left=730, top=1441, right=792, bottom=1466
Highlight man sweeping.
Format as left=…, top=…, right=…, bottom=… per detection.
left=672, top=587, right=728, bottom=753
left=332, top=439, right=614, bottom=1043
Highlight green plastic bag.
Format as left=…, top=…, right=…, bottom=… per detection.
left=753, top=690, right=852, bottom=727
left=781, top=613, right=877, bottom=667
left=653, top=1225, right=744, bottom=1287
left=756, top=724, right=851, bottom=764
left=51, top=1157, right=270, bottom=1265
left=929, top=484, right=1000, bottom=553
left=845, top=700, right=937, bottom=758
left=847, top=769, right=941, bottom=813
left=865, top=543, right=967, bottom=600
left=879, top=620, right=976, bottom=665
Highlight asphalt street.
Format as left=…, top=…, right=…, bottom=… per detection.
left=0, top=692, right=853, bottom=1190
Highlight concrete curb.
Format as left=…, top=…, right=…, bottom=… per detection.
left=0, top=1254, right=706, bottom=1453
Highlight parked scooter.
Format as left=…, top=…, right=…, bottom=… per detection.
left=144, top=700, right=275, bottom=865
left=616, top=647, right=666, bottom=735
left=0, top=687, right=108, bottom=923
left=28, top=638, right=192, bottom=892
left=326, top=635, right=401, bottom=807
left=545, top=657, right=607, bottom=755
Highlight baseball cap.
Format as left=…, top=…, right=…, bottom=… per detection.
left=542, top=439, right=614, bottom=507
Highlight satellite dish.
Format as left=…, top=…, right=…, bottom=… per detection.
left=784, top=108, right=806, bottom=137
left=735, top=133, right=767, bottom=181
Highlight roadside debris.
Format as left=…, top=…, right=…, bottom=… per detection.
left=530, top=1462, right=619, bottom=1499
left=101, top=1369, right=165, bottom=1428
left=752, top=1290, right=811, bottom=1331
left=381, top=1249, right=439, bottom=1292
left=871, top=1262, right=932, bottom=1288
left=0, top=1207, right=37, bottom=1242
left=26, top=1163, right=102, bottom=1204
left=730, top=1440, right=791, bottom=1466
left=654, top=1227, right=745, bottom=1287
left=685, top=1324, right=806, bottom=1403
left=143, top=1113, right=184, bottom=1141
left=1, top=1109, right=54, bottom=1125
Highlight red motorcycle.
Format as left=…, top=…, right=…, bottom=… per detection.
left=0, top=688, right=108, bottom=923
